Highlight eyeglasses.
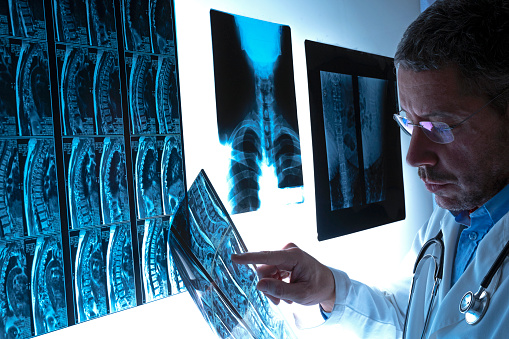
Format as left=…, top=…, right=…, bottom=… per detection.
left=394, top=88, right=509, bottom=144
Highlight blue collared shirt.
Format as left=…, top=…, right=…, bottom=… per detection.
left=451, top=184, right=509, bottom=285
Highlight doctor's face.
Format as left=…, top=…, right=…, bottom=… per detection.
left=397, top=66, right=509, bottom=211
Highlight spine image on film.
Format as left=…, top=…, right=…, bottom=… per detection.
left=52, top=0, right=88, bottom=45
left=99, top=137, right=129, bottom=225
left=148, top=0, right=175, bottom=55
left=121, top=0, right=151, bottom=53
left=134, top=136, right=162, bottom=219
left=358, top=76, right=388, bottom=205
left=30, top=235, right=67, bottom=335
left=16, top=41, right=52, bottom=136
left=0, top=140, right=23, bottom=239
left=320, top=71, right=360, bottom=211
left=128, top=53, right=157, bottom=135
left=59, top=46, right=96, bottom=136
left=93, top=49, right=122, bottom=135
left=8, top=0, right=46, bottom=39
left=170, top=171, right=296, bottom=338
left=0, top=3, right=9, bottom=36
left=155, top=56, right=180, bottom=134
left=23, top=138, right=60, bottom=236
left=320, top=71, right=390, bottom=211
left=0, top=38, right=18, bottom=136
left=67, top=137, right=101, bottom=229
left=86, top=0, right=117, bottom=48
left=161, top=135, right=184, bottom=216
left=106, top=223, right=136, bottom=313
left=211, top=11, right=304, bottom=215
left=0, top=241, right=31, bottom=339
left=139, top=218, right=169, bottom=302
left=72, top=227, right=109, bottom=323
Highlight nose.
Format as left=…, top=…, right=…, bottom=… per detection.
left=405, top=128, right=438, bottom=168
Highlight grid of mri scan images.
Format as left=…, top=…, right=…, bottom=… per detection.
left=0, top=0, right=185, bottom=337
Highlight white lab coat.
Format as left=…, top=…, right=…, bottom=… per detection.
left=324, top=207, right=509, bottom=338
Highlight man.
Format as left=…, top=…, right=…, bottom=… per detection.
left=232, top=0, right=509, bottom=337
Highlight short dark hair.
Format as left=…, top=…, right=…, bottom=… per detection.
left=395, top=0, right=509, bottom=112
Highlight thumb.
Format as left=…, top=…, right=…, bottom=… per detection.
left=257, top=278, right=300, bottom=303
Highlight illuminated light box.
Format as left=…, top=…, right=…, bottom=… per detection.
left=210, top=10, right=304, bottom=215
left=305, top=40, right=406, bottom=241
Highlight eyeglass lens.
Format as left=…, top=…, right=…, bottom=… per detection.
left=393, top=114, right=454, bottom=144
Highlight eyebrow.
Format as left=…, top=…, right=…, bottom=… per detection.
left=399, top=108, right=458, bottom=121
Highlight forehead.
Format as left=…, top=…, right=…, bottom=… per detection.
left=397, top=67, right=468, bottom=119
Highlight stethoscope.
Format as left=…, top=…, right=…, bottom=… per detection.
left=402, top=230, right=509, bottom=338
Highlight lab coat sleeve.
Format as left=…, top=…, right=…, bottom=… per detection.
left=323, top=267, right=410, bottom=338
left=320, top=214, right=441, bottom=338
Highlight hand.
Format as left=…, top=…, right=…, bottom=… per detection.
left=231, top=243, right=336, bottom=312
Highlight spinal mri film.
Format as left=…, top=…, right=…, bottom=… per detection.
left=106, top=223, right=136, bottom=313
left=99, top=137, right=130, bottom=225
left=0, top=139, right=23, bottom=239
left=0, top=241, right=32, bottom=338
left=8, top=0, right=46, bottom=40
left=23, top=138, right=60, bottom=236
left=16, top=41, right=53, bottom=136
left=170, top=171, right=296, bottom=339
left=0, top=0, right=186, bottom=336
left=0, top=38, right=18, bottom=136
left=65, top=137, right=101, bottom=230
left=30, top=235, right=68, bottom=335
left=210, top=10, right=303, bottom=215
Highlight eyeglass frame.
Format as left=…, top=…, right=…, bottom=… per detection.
left=394, top=87, right=509, bottom=144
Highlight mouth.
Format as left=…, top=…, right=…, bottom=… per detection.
left=423, top=180, right=451, bottom=194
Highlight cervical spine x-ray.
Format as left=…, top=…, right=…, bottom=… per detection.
left=211, top=10, right=303, bottom=215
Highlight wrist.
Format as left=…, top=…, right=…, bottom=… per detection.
left=319, top=268, right=336, bottom=312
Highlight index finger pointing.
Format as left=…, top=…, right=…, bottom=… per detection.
left=231, top=250, right=296, bottom=269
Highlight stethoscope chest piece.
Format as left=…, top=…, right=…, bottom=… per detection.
left=459, top=288, right=490, bottom=325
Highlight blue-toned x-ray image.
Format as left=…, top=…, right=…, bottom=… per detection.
left=148, top=0, right=175, bottom=54
left=100, top=137, right=129, bottom=225
left=67, top=137, right=101, bottom=229
left=161, top=135, right=184, bottom=216
left=0, top=241, right=31, bottom=339
left=9, top=0, right=46, bottom=39
left=211, top=10, right=304, bottom=215
left=0, top=38, right=18, bottom=136
left=138, top=217, right=184, bottom=303
left=0, top=140, right=23, bottom=239
left=52, top=0, right=89, bottom=45
left=59, top=46, right=96, bottom=136
left=24, top=138, right=60, bottom=236
left=155, top=56, right=180, bottom=134
left=106, top=223, right=136, bottom=313
left=134, top=136, right=162, bottom=219
left=121, top=0, right=151, bottom=53
left=31, top=235, right=68, bottom=335
left=87, top=0, right=118, bottom=48
left=128, top=53, right=157, bottom=135
left=72, top=227, right=109, bottom=323
left=16, top=41, right=53, bottom=136
left=94, top=50, right=123, bottom=135
left=170, top=170, right=296, bottom=339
